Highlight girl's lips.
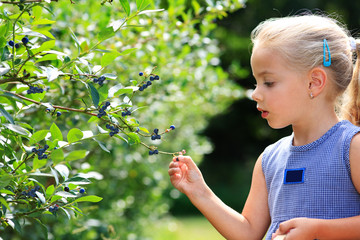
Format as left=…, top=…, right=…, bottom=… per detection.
left=261, top=111, right=269, bottom=118
left=257, top=107, right=269, bottom=118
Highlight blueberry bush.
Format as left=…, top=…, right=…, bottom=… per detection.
left=0, top=0, right=244, bottom=239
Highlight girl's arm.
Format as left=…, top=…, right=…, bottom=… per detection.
left=272, top=133, right=360, bottom=240
left=168, top=155, right=270, bottom=240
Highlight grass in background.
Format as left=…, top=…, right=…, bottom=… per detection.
left=149, top=216, right=225, bottom=240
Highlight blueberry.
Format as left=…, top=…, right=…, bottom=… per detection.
left=98, top=76, right=106, bottom=81
left=27, top=90, right=31, bottom=94
left=21, top=37, right=29, bottom=44
left=49, top=206, right=54, bottom=212
left=15, top=43, right=20, bottom=48
left=105, top=101, right=110, bottom=107
left=44, top=144, right=49, bottom=149
left=154, top=75, right=160, bottom=80
left=79, top=188, right=85, bottom=194
left=64, top=186, right=70, bottom=192
left=156, top=135, right=161, bottom=140
left=170, top=125, right=175, bottom=130
left=154, top=150, right=159, bottom=154
left=106, top=124, right=111, bottom=129
left=151, top=135, right=156, bottom=140
left=136, top=127, right=140, bottom=132
left=56, top=111, right=61, bottom=117
left=146, top=81, right=152, bottom=86
left=32, top=148, right=37, bottom=152
left=150, top=76, right=154, bottom=81
left=34, top=185, right=40, bottom=191
left=139, top=72, right=144, bottom=76
left=139, top=86, right=144, bottom=91
left=153, top=128, right=159, bottom=134
left=93, top=78, right=98, bottom=83
left=8, top=40, right=14, bottom=47
left=126, top=110, right=131, bottom=116
left=149, top=150, right=154, bottom=155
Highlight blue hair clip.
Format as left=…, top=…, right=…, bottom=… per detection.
left=323, top=39, right=331, bottom=67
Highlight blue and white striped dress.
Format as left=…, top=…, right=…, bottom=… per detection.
left=262, top=120, right=360, bottom=240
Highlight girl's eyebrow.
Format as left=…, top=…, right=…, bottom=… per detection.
left=253, top=70, right=274, bottom=77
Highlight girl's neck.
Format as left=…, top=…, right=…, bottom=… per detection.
left=291, top=111, right=339, bottom=146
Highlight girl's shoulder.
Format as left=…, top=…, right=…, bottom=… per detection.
left=349, top=130, right=360, bottom=194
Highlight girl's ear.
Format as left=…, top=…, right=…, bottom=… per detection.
left=307, top=67, right=327, bottom=98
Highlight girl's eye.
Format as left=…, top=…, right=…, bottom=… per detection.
left=264, top=82, right=274, bottom=87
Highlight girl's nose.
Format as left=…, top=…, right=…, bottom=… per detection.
left=251, top=86, right=262, bottom=102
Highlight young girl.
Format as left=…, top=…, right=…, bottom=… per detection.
left=168, top=14, right=360, bottom=240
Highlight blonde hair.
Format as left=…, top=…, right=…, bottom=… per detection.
left=251, top=14, right=360, bottom=126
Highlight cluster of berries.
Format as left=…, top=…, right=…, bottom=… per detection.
left=8, top=37, right=29, bottom=49
left=138, top=72, right=160, bottom=92
left=93, top=76, right=106, bottom=86
left=27, top=86, right=44, bottom=94
left=121, top=110, right=131, bottom=117
left=151, top=128, right=161, bottom=140
left=32, top=145, right=49, bottom=159
left=97, top=101, right=110, bottom=118
left=106, top=124, right=119, bottom=137
left=21, top=185, right=40, bottom=198
left=149, top=149, right=159, bottom=155
left=49, top=204, right=59, bottom=214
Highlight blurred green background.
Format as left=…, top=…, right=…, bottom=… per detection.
left=2, top=0, right=360, bottom=239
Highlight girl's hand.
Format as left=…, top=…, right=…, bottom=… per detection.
left=168, top=156, right=206, bottom=196
left=272, top=217, right=318, bottom=240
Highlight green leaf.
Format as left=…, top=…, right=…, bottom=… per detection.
left=69, top=27, right=81, bottom=53
left=88, top=83, right=99, bottom=107
left=74, top=195, right=103, bottom=203
left=29, top=130, right=49, bottom=145
left=136, top=0, right=151, bottom=11
left=33, top=157, right=47, bottom=170
left=32, top=40, right=56, bottom=55
left=119, top=48, right=137, bottom=56
left=119, top=0, right=131, bottom=16
left=45, top=185, right=55, bottom=197
left=0, top=189, right=14, bottom=195
left=64, top=176, right=91, bottom=185
left=0, top=104, right=14, bottom=124
left=32, top=18, right=56, bottom=25
left=50, top=195, right=62, bottom=203
left=32, top=6, right=42, bottom=20
left=67, top=128, right=83, bottom=143
left=114, top=87, right=134, bottom=96
left=0, top=197, right=10, bottom=210
left=93, top=138, right=110, bottom=153
left=50, top=122, right=63, bottom=141
left=3, top=123, right=30, bottom=136
left=0, top=175, right=12, bottom=190
left=127, top=132, right=140, bottom=145
left=65, top=150, right=87, bottom=161
left=35, top=191, right=46, bottom=204
left=8, top=218, right=21, bottom=234
left=55, top=191, right=77, bottom=198
left=97, top=27, right=115, bottom=41
left=101, top=51, right=120, bottom=68
left=51, top=149, right=64, bottom=165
